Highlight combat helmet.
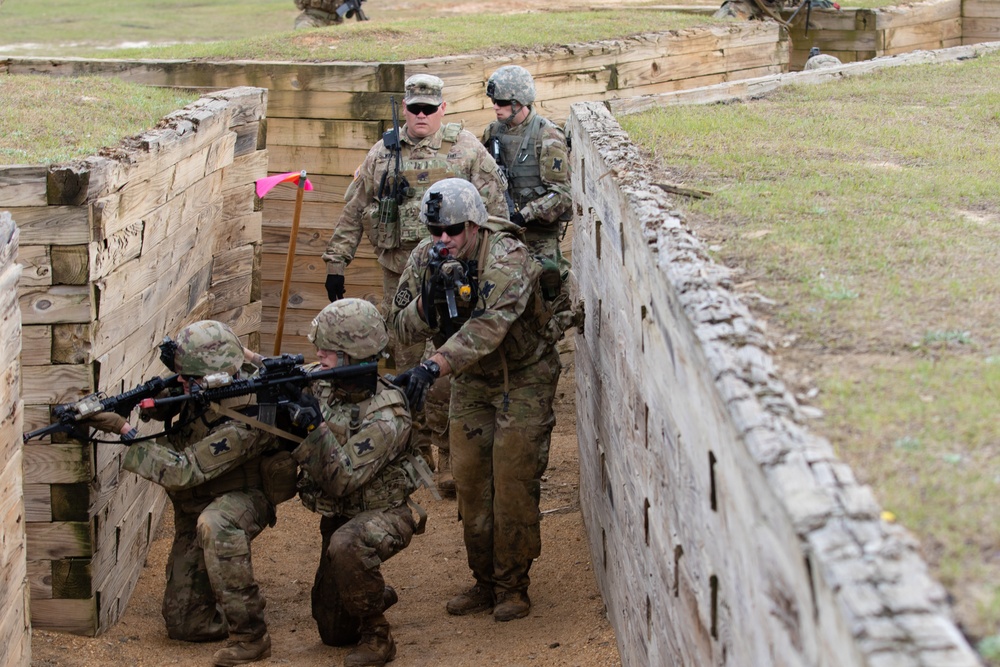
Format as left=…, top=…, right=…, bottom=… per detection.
left=173, top=320, right=244, bottom=377
left=420, top=178, right=488, bottom=228
left=308, top=298, right=388, bottom=360
left=486, top=65, right=536, bottom=106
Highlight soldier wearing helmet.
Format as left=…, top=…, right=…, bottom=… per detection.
left=323, top=72, right=508, bottom=490
left=483, top=65, right=573, bottom=267
left=84, top=320, right=288, bottom=666
left=284, top=299, right=428, bottom=666
left=389, top=178, right=562, bottom=623
left=293, top=0, right=367, bottom=29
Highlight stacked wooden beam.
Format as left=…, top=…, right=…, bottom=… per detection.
left=2, top=20, right=788, bottom=357
left=964, top=0, right=1000, bottom=44
left=2, top=86, right=268, bottom=635
left=783, top=0, right=965, bottom=69
left=0, top=211, right=29, bottom=666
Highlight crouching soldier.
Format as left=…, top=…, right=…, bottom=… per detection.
left=285, top=298, right=430, bottom=666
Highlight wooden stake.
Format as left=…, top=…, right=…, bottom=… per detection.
left=273, top=170, right=307, bottom=355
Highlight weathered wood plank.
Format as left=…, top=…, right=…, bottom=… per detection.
left=6, top=206, right=90, bottom=245
left=262, top=198, right=343, bottom=231
left=51, top=245, right=90, bottom=285
left=875, top=0, right=961, bottom=29
left=20, top=325, right=50, bottom=366
left=24, top=484, right=52, bottom=522
left=15, top=244, right=51, bottom=287
left=221, top=149, right=269, bottom=193
left=266, top=144, right=371, bottom=179
left=964, top=0, right=1000, bottom=18
left=29, top=597, right=97, bottom=633
left=0, top=165, right=48, bottom=206
left=260, top=173, right=353, bottom=205
left=212, top=245, right=255, bottom=285
left=26, top=521, right=93, bottom=559
left=265, top=118, right=384, bottom=150
left=19, top=285, right=92, bottom=325
left=21, top=363, right=92, bottom=406
left=266, top=90, right=397, bottom=121
left=879, top=17, right=963, bottom=51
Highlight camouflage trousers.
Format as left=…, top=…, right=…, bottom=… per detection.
left=450, top=347, right=560, bottom=594
left=381, top=266, right=450, bottom=461
left=163, top=490, right=273, bottom=643
left=311, top=505, right=417, bottom=646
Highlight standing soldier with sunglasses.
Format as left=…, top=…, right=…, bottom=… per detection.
left=389, top=178, right=563, bottom=623
left=323, top=73, right=508, bottom=493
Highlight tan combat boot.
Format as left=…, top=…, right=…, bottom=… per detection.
left=445, top=582, right=494, bottom=616
left=212, top=633, right=271, bottom=666
left=493, top=590, right=531, bottom=622
left=344, top=615, right=396, bottom=667
left=436, top=449, right=456, bottom=499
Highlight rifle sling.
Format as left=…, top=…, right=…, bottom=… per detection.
left=210, top=402, right=302, bottom=444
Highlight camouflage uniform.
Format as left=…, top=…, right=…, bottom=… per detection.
left=294, top=0, right=344, bottom=28
left=482, top=66, right=572, bottom=265
left=323, top=74, right=507, bottom=478
left=389, top=179, right=562, bottom=619
left=123, top=321, right=284, bottom=665
left=291, top=300, right=424, bottom=665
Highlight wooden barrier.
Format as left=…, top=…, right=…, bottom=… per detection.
left=964, top=0, right=1000, bottom=44
left=1, top=20, right=788, bottom=357
left=1, top=87, right=268, bottom=635
left=0, top=211, right=29, bottom=666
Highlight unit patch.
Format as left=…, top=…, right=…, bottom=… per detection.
left=354, top=438, right=375, bottom=456
left=210, top=438, right=231, bottom=456
left=394, top=287, right=413, bottom=308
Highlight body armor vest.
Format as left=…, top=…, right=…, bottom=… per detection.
left=372, top=123, right=463, bottom=250
left=495, top=115, right=547, bottom=209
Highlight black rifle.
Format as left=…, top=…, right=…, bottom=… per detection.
left=23, top=374, right=180, bottom=443
left=336, top=0, right=368, bottom=21
left=376, top=96, right=410, bottom=227
left=420, top=240, right=476, bottom=336
left=139, top=356, right=378, bottom=430
left=489, top=134, right=518, bottom=219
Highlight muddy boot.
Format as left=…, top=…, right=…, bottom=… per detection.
left=446, top=583, right=495, bottom=616
left=436, top=449, right=456, bottom=499
left=383, top=585, right=398, bottom=611
left=493, top=590, right=531, bottom=622
left=344, top=615, right=396, bottom=667
left=212, top=633, right=271, bottom=666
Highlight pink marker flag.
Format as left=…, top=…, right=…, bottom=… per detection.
left=255, top=171, right=314, bottom=199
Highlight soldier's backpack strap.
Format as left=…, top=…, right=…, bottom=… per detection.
left=440, top=121, right=464, bottom=151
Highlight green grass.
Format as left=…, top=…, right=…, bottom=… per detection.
left=0, top=75, right=199, bottom=164
left=0, top=0, right=721, bottom=60
left=621, top=51, right=1000, bottom=656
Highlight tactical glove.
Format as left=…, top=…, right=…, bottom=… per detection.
left=391, top=360, right=439, bottom=412
left=284, top=392, right=324, bottom=437
left=325, top=274, right=345, bottom=302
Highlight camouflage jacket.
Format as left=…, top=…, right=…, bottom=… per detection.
left=389, top=216, right=560, bottom=377
left=291, top=374, right=416, bottom=517
left=123, top=399, right=277, bottom=497
left=323, top=122, right=509, bottom=276
left=482, top=109, right=572, bottom=234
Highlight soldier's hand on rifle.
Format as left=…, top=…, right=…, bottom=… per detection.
left=391, top=360, right=440, bottom=412
left=284, top=393, right=324, bottom=437
left=82, top=412, right=139, bottom=442
left=326, top=274, right=346, bottom=302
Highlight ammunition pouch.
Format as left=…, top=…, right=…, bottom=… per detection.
left=261, top=450, right=299, bottom=506
left=373, top=197, right=401, bottom=249
left=538, top=257, right=562, bottom=301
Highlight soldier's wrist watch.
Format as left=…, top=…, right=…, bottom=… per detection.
left=420, top=360, right=441, bottom=378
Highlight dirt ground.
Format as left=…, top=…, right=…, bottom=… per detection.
left=30, top=347, right=622, bottom=667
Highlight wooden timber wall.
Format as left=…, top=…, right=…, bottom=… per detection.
left=782, top=0, right=1000, bottom=69
left=0, top=86, right=268, bottom=635
left=0, top=20, right=788, bottom=357
left=568, top=100, right=980, bottom=667
left=0, top=212, right=30, bottom=666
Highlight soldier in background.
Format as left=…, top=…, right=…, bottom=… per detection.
left=482, top=65, right=580, bottom=336
left=323, top=73, right=508, bottom=489
left=294, top=0, right=367, bottom=29
left=482, top=65, right=572, bottom=270
left=284, top=299, right=427, bottom=666
left=389, top=179, right=562, bottom=622
left=85, top=321, right=291, bottom=667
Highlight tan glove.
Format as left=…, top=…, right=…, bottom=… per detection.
left=83, top=413, right=137, bottom=441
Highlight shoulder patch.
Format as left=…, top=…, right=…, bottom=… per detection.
left=481, top=281, right=496, bottom=300
left=354, top=438, right=375, bottom=457
left=210, top=437, right=231, bottom=456
left=394, top=286, right=413, bottom=308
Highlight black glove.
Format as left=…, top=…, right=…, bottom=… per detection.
left=510, top=210, right=526, bottom=227
left=325, top=274, right=345, bottom=302
left=284, top=393, right=323, bottom=437
left=391, top=361, right=439, bottom=412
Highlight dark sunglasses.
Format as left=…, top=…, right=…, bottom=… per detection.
left=426, top=222, right=467, bottom=237
left=491, top=99, right=513, bottom=107
left=406, top=103, right=440, bottom=116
